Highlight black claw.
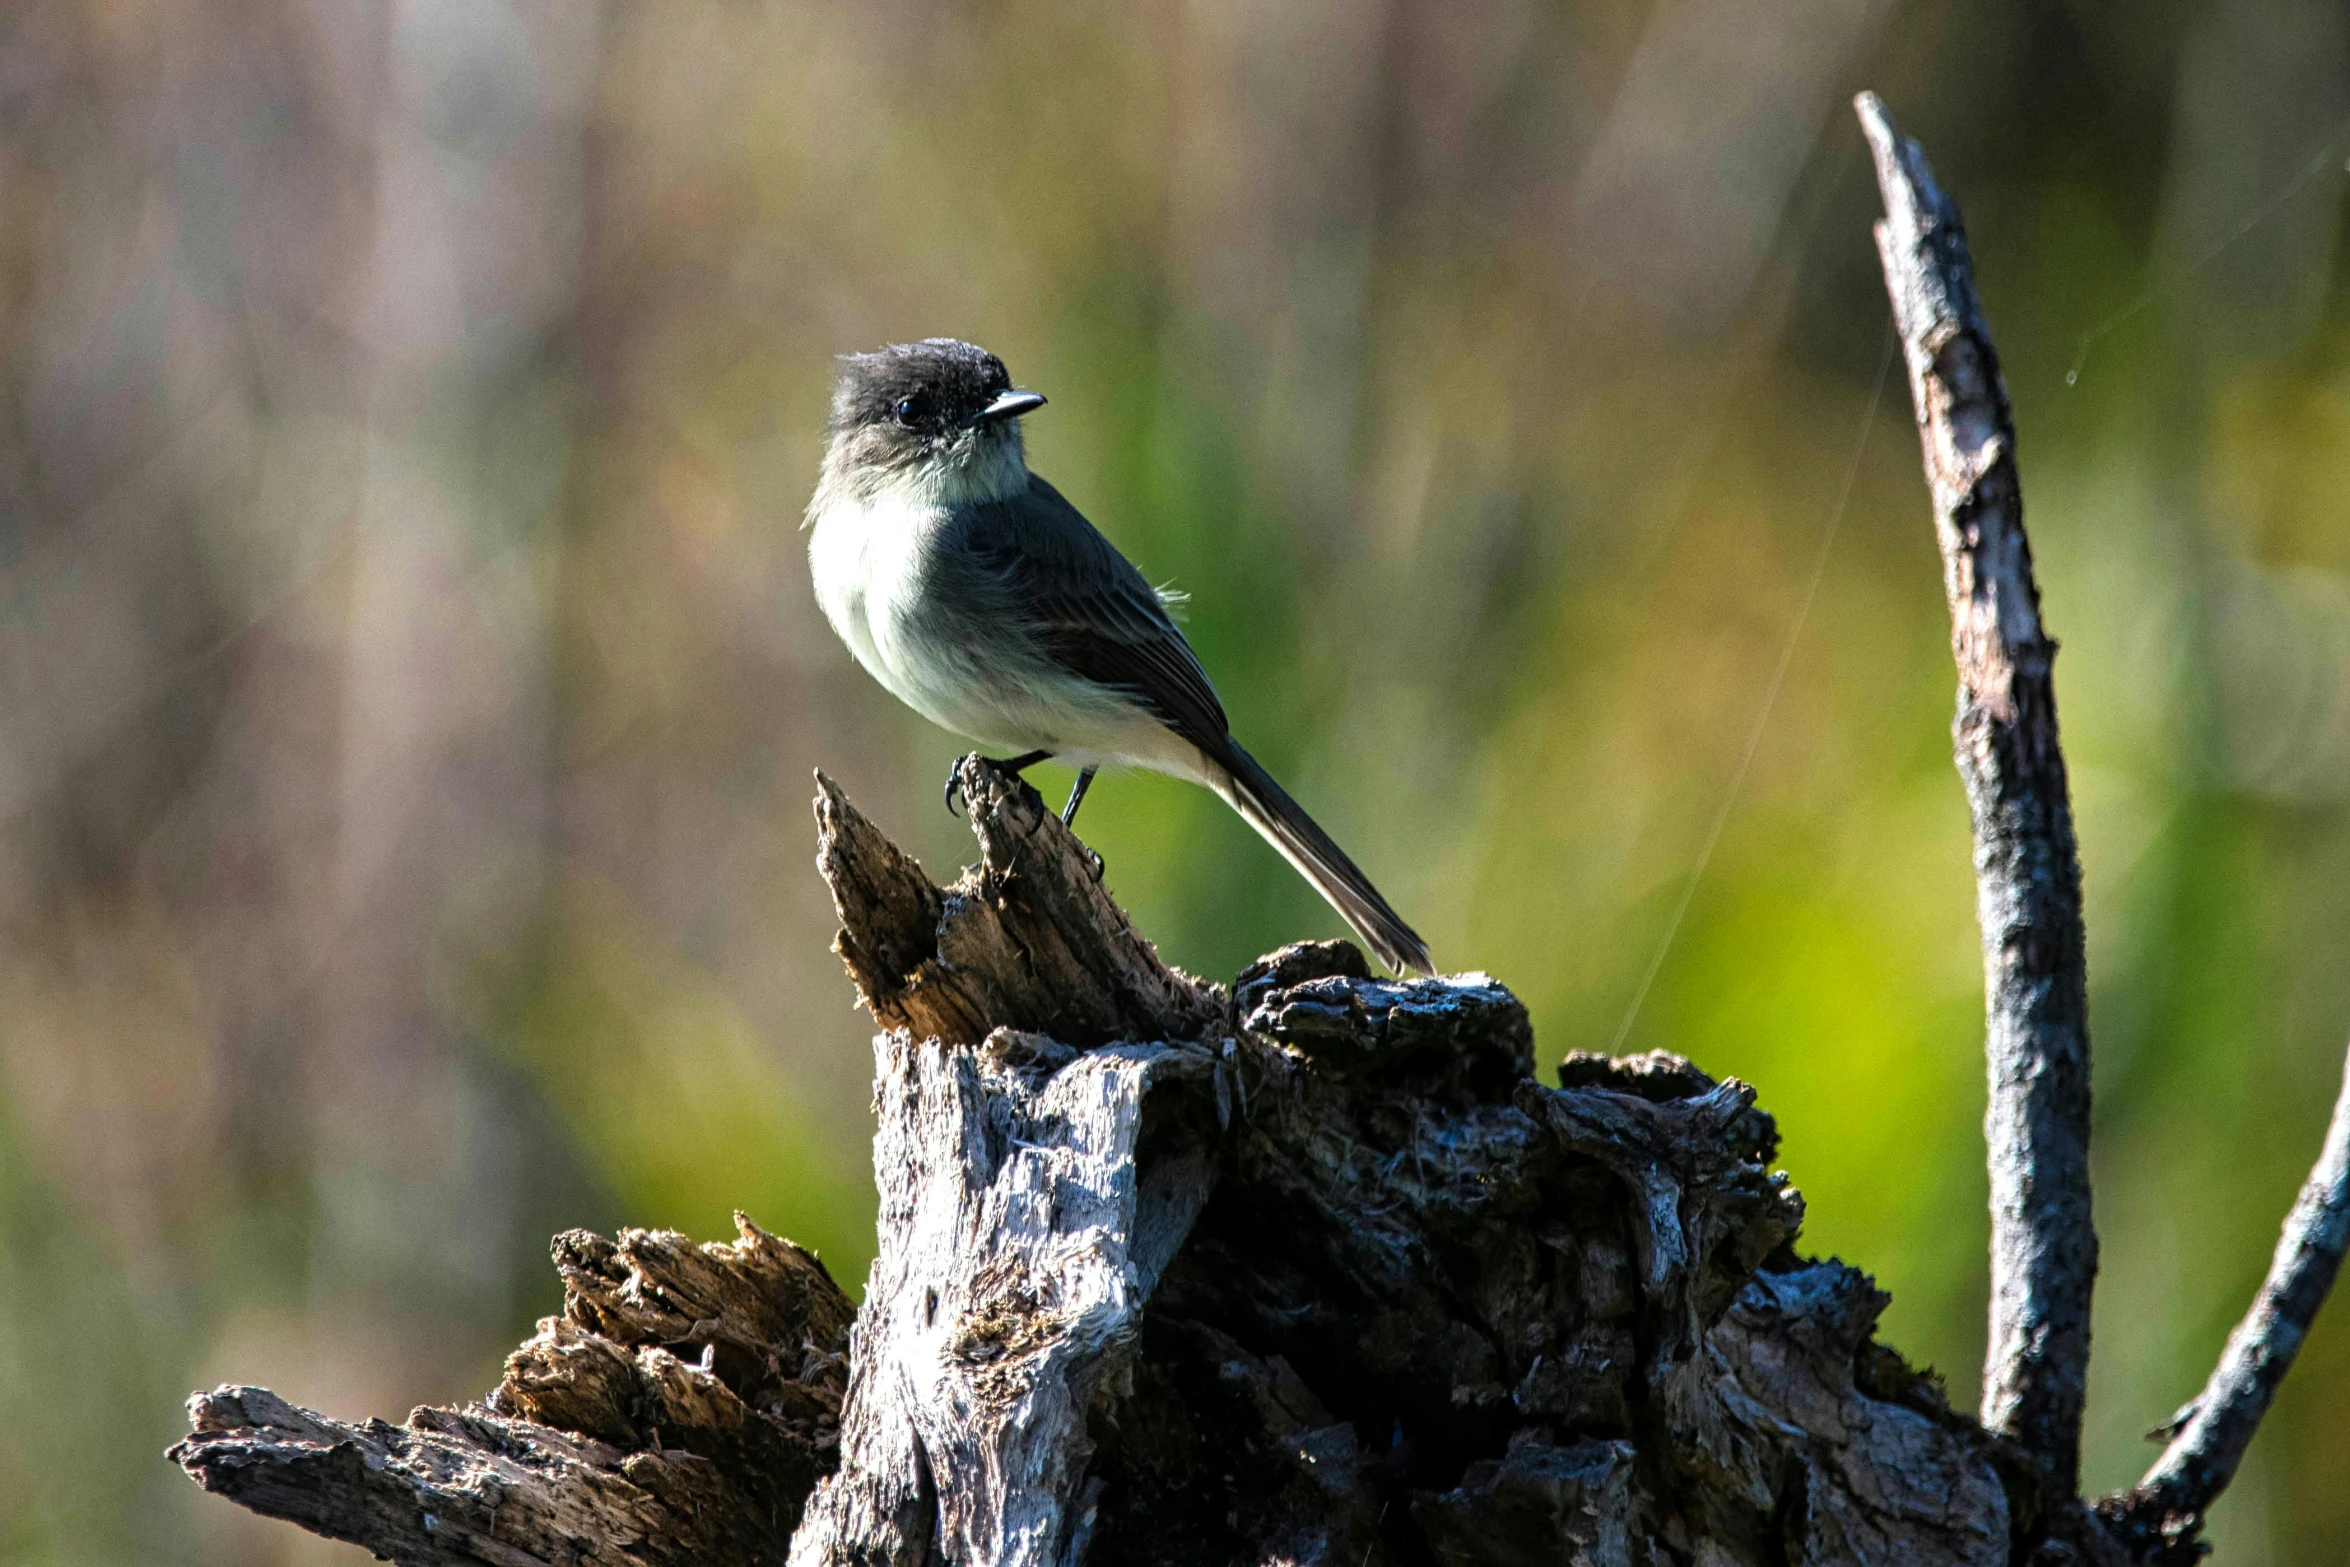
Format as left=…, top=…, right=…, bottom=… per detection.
left=1085, top=847, right=1106, bottom=883
left=946, top=750, right=1053, bottom=820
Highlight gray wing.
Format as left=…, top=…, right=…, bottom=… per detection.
left=958, top=475, right=1232, bottom=753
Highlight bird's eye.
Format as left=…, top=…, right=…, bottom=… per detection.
left=893, top=397, right=923, bottom=427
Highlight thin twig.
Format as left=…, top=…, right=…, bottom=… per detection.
left=2112, top=1039, right=2350, bottom=1546
left=1856, top=91, right=2098, bottom=1494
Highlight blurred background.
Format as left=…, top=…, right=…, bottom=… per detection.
left=2, top=0, right=2348, bottom=1560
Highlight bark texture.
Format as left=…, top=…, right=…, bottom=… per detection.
left=1859, top=92, right=2098, bottom=1501
left=172, top=755, right=2029, bottom=1565
left=172, top=1217, right=855, bottom=1564
left=792, top=760, right=2014, bottom=1567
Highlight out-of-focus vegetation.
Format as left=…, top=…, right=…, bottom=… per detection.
left=3, top=1, right=2349, bottom=1560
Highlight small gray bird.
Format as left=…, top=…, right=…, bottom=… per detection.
left=805, top=338, right=1433, bottom=976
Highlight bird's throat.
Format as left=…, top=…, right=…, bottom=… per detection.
left=818, top=429, right=1029, bottom=515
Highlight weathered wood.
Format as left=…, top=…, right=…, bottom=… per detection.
left=815, top=761, right=1223, bottom=1051
left=794, top=758, right=2018, bottom=1567
left=171, top=1216, right=854, bottom=1565
left=174, top=758, right=2031, bottom=1564
left=794, top=761, right=1229, bottom=1567
left=1859, top=91, right=2099, bottom=1502
left=787, top=1030, right=1221, bottom=1567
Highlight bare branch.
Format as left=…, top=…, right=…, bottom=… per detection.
left=1856, top=91, right=2098, bottom=1493
left=2105, top=1040, right=2350, bottom=1556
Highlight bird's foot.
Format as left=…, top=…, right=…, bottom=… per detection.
left=945, top=750, right=1053, bottom=818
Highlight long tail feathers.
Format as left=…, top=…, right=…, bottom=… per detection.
left=1210, top=740, right=1435, bottom=977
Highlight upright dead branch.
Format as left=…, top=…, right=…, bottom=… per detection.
left=1857, top=92, right=2098, bottom=1498
left=1858, top=94, right=2350, bottom=1567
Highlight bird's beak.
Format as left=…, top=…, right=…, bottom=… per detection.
left=973, top=390, right=1046, bottom=424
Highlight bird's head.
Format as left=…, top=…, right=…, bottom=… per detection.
left=821, top=339, right=1045, bottom=504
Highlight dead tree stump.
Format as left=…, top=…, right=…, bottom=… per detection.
left=175, top=758, right=2021, bottom=1566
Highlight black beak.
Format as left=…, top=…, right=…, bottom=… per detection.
left=973, top=390, right=1046, bottom=424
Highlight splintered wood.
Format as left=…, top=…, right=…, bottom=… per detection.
left=176, top=758, right=2016, bottom=1566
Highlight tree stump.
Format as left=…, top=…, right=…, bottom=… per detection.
left=174, top=758, right=2020, bottom=1565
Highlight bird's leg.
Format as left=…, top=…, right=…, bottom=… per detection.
left=1060, top=766, right=1098, bottom=825
left=945, top=750, right=1053, bottom=816
left=1059, top=767, right=1106, bottom=881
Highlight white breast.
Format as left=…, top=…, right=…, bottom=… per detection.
left=808, top=482, right=1019, bottom=748
left=809, top=487, right=925, bottom=689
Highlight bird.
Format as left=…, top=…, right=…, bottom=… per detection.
left=804, top=337, right=1433, bottom=977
